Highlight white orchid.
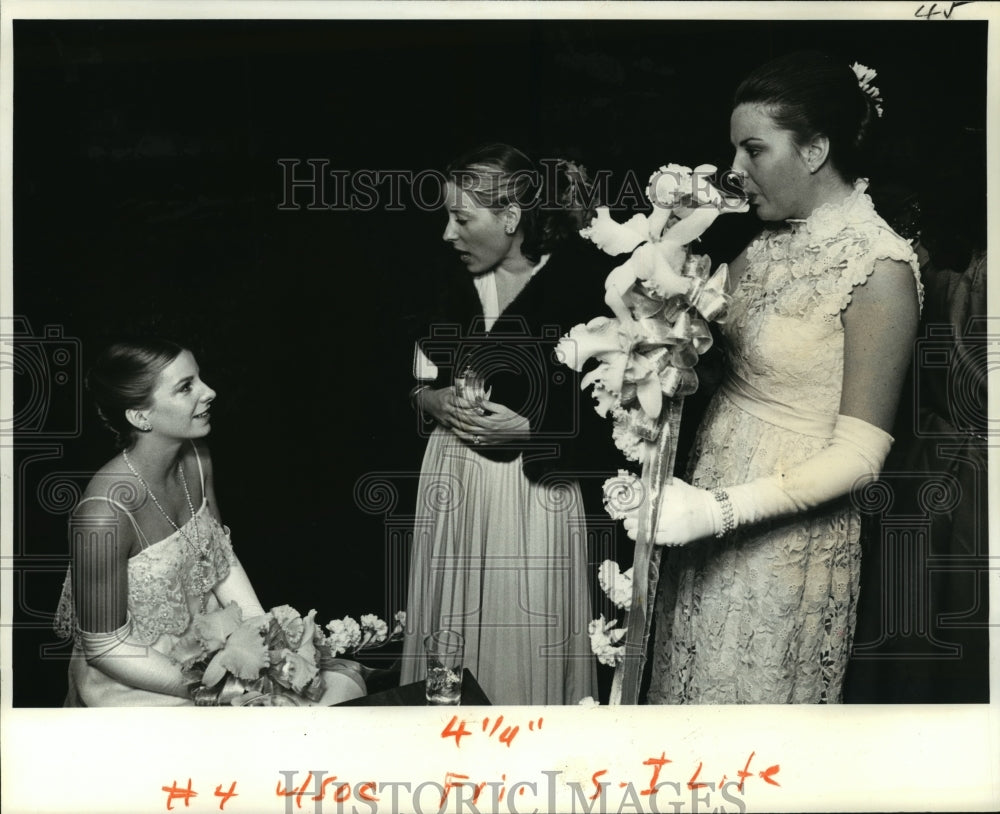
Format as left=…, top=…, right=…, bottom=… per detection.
left=588, top=170, right=744, bottom=327
left=172, top=603, right=404, bottom=705
left=627, top=240, right=690, bottom=302
left=646, top=163, right=705, bottom=207
left=646, top=163, right=709, bottom=236
left=646, top=163, right=749, bottom=236
left=580, top=337, right=665, bottom=419
left=591, top=383, right=621, bottom=418
left=580, top=207, right=651, bottom=255
left=555, top=316, right=628, bottom=373
left=201, top=618, right=270, bottom=687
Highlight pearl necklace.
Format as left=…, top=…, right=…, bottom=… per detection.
left=122, top=448, right=209, bottom=564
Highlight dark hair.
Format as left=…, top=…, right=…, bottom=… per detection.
left=734, top=51, right=879, bottom=181
left=86, top=339, right=186, bottom=449
left=446, top=143, right=597, bottom=263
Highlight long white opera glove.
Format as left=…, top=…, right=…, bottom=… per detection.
left=80, top=616, right=194, bottom=699
left=647, top=414, right=893, bottom=546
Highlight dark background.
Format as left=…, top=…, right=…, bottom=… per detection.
left=11, top=18, right=988, bottom=706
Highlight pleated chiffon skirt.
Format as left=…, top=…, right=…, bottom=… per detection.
left=401, top=426, right=597, bottom=705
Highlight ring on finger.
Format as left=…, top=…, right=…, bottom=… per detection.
left=473, top=434, right=482, bottom=445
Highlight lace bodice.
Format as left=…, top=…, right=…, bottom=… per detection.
left=649, top=182, right=925, bottom=704
left=723, top=180, right=922, bottom=422
left=54, top=501, right=237, bottom=645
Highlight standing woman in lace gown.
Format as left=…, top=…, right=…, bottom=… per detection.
left=54, top=340, right=265, bottom=706
left=401, top=144, right=614, bottom=704
left=632, top=52, right=923, bottom=703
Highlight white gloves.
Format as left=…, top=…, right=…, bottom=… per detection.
left=630, top=414, right=893, bottom=546
left=80, top=616, right=194, bottom=699
left=725, top=413, right=892, bottom=525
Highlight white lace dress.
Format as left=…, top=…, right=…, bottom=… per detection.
left=647, top=181, right=923, bottom=704
left=54, top=498, right=238, bottom=707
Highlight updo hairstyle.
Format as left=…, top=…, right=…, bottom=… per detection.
left=446, top=143, right=598, bottom=263
left=86, top=339, right=185, bottom=449
left=734, top=51, right=880, bottom=182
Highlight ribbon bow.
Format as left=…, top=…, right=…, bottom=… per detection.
left=687, top=263, right=731, bottom=323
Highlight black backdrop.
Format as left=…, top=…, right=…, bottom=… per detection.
left=11, top=18, right=987, bottom=706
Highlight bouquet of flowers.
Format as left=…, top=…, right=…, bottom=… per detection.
left=557, top=163, right=747, bottom=702
left=171, top=602, right=404, bottom=706
left=557, top=163, right=745, bottom=466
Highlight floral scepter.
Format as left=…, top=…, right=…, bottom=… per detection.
left=557, top=164, right=746, bottom=703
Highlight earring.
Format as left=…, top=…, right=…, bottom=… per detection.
left=505, top=224, right=515, bottom=235
left=138, top=421, right=152, bottom=432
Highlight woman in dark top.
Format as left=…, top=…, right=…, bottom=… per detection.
left=401, top=143, right=616, bottom=704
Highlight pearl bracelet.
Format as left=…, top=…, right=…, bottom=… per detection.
left=711, top=488, right=735, bottom=538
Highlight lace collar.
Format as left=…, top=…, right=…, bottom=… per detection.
left=785, top=178, right=874, bottom=241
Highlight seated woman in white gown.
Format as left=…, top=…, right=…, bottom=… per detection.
left=53, top=339, right=363, bottom=706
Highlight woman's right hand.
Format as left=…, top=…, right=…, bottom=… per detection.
left=416, top=386, right=475, bottom=431
left=621, top=478, right=721, bottom=546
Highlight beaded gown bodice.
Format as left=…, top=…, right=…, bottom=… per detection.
left=54, top=501, right=237, bottom=646
left=53, top=446, right=240, bottom=706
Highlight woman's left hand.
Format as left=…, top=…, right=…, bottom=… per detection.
left=449, top=399, right=531, bottom=447
left=622, top=478, right=718, bottom=546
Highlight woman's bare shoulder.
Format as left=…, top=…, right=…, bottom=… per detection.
left=75, top=453, right=133, bottom=516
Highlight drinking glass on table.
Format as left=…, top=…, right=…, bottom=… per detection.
left=424, top=630, right=464, bottom=705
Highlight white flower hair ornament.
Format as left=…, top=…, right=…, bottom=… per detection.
left=851, top=62, right=884, bottom=119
